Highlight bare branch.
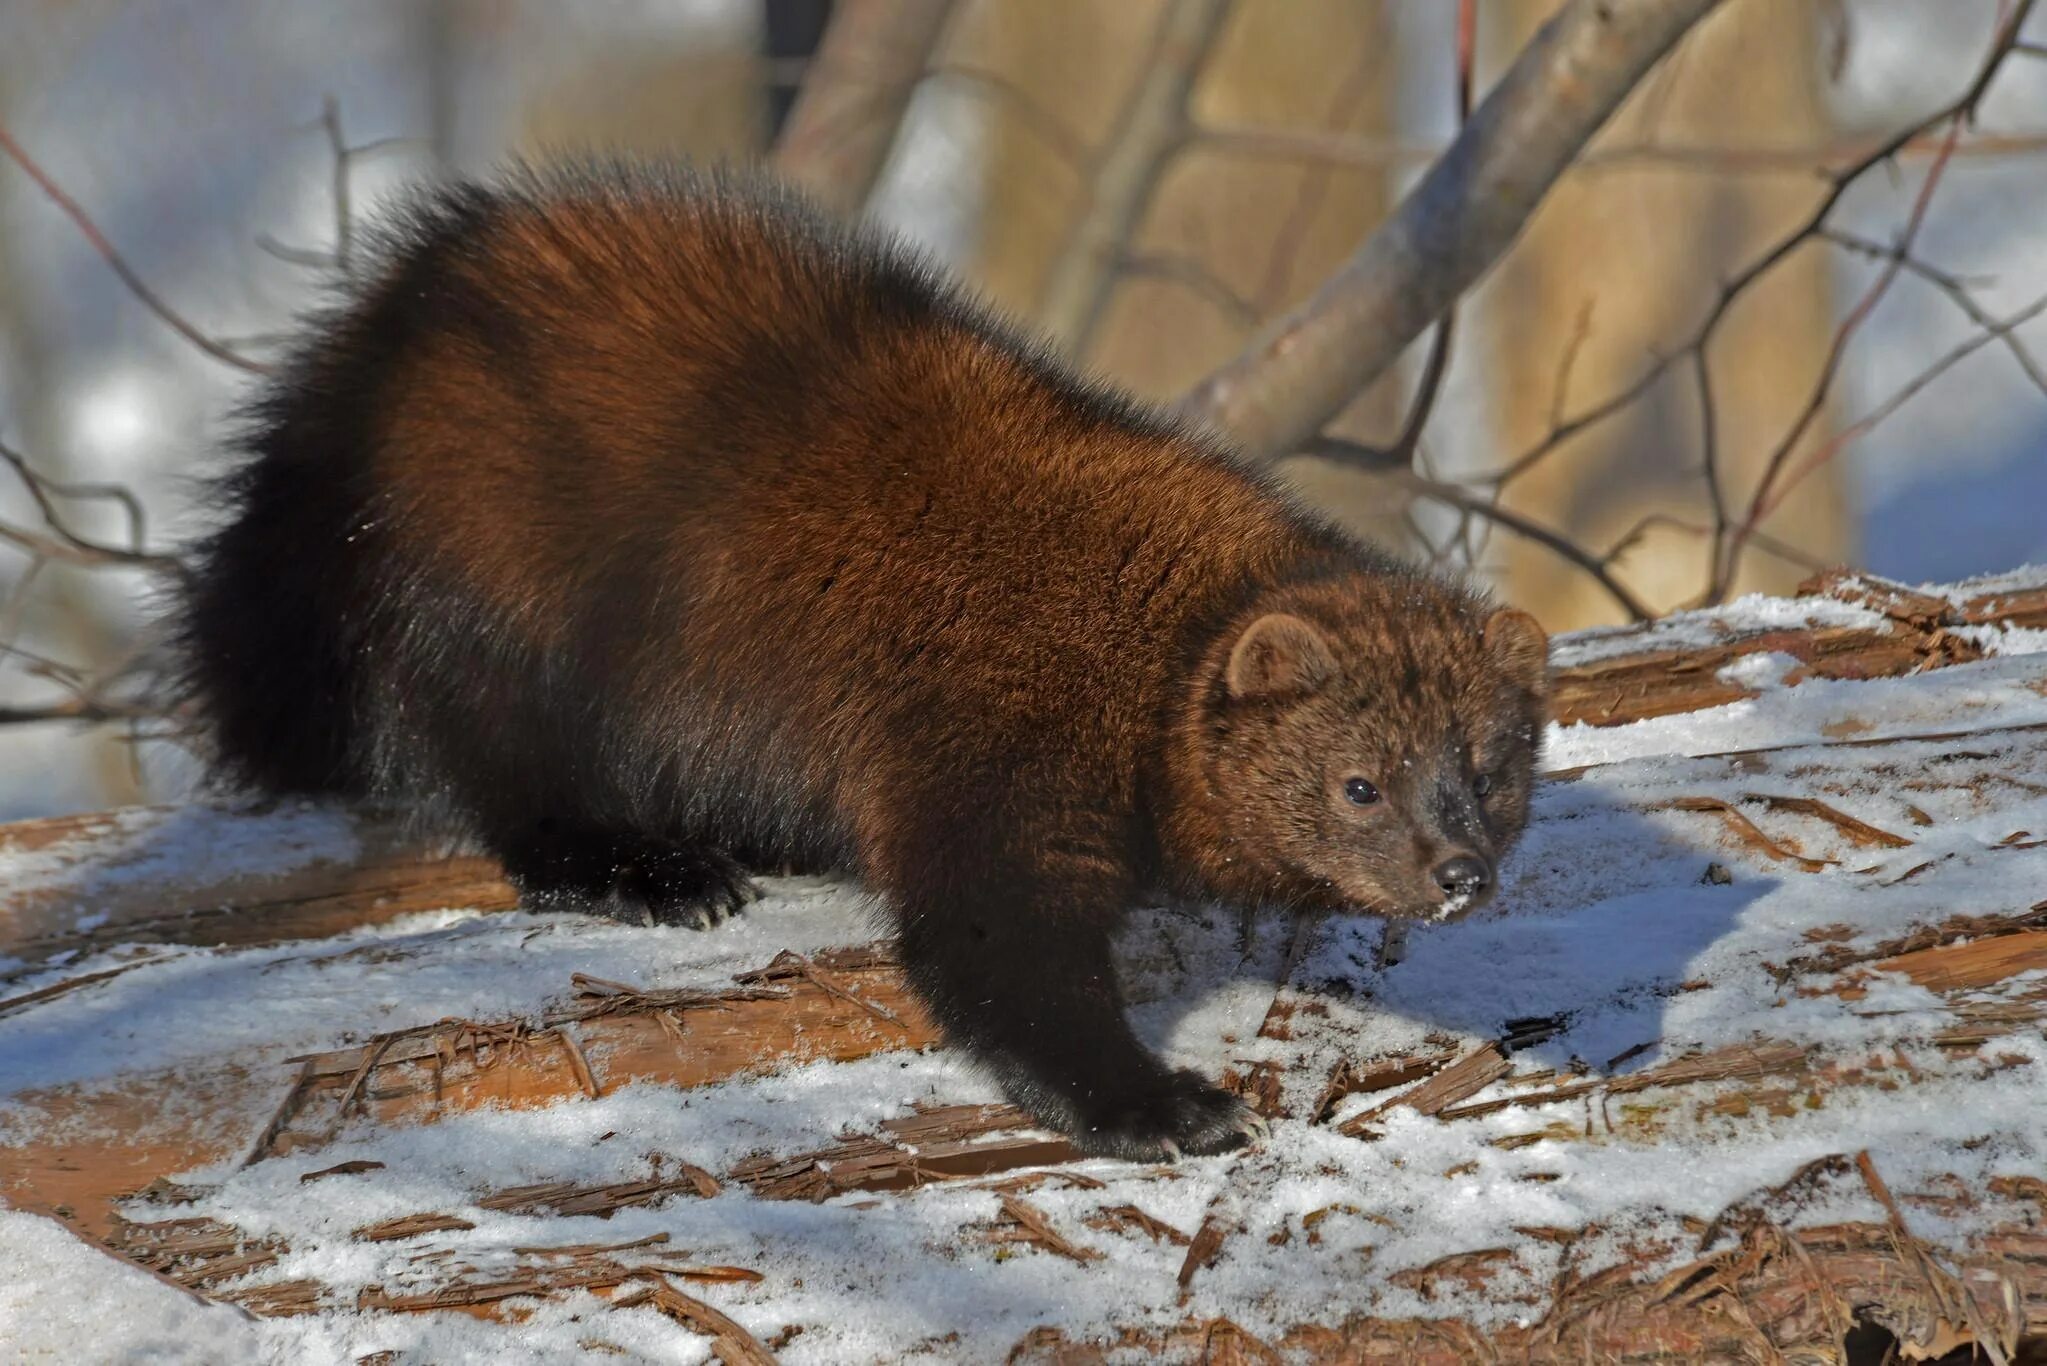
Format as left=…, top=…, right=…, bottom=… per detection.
left=0, top=696, right=155, bottom=728
left=249, top=103, right=409, bottom=279
left=1755, top=287, right=2047, bottom=528
left=1710, top=0, right=2037, bottom=595
left=1404, top=0, right=2044, bottom=616
left=770, top=0, right=960, bottom=217
left=1181, top=0, right=1725, bottom=460
left=1714, top=111, right=1967, bottom=593
left=0, top=641, right=159, bottom=730
left=0, top=440, right=174, bottom=571
left=1115, top=252, right=1259, bottom=328
left=1247, top=27, right=1396, bottom=317
left=1035, top=0, right=1232, bottom=355
left=1820, top=228, right=2047, bottom=398
left=0, top=124, right=270, bottom=374
left=1189, top=124, right=1438, bottom=173
left=1308, top=438, right=1654, bottom=621
left=320, top=97, right=356, bottom=278
left=1188, top=125, right=2047, bottom=177
left=0, top=440, right=178, bottom=734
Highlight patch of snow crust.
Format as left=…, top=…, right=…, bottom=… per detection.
left=0, top=1208, right=277, bottom=1363
left=1547, top=592, right=1892, bottom=671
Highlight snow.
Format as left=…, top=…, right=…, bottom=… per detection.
left=2, top=583, right=2045, bottom=1358
left=1545, top=650, right=2047, bottom=770
left=0, top=1209, right=278, bottom=1363
left=1545, top=591, right=1891, bottom=670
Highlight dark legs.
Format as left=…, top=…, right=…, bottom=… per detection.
left=897, top=887, right=1258, bottom=1160
left=492, top=820, right=760, bottom=929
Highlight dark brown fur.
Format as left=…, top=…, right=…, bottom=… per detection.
left=178, top=163, right=1547, bottom=1159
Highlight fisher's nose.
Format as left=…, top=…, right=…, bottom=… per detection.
left=1433, top=855, right=1491, bottom=902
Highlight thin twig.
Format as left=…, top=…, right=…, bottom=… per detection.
left=1375, top=3, right=1475, bottom=473
left=0, top=124, right=268, bottom=373
left=1822, top=227, right=2047, bottom=396
left=1309, top=438, right=1654, bottom=620
left=1718, top=106, right=1971, bottom=593
left=922, top=64, right=1091, bottom=172
left=0, top=439, right=175, bottom=570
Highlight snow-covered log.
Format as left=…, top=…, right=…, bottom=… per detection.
left=4, top=569, right=2046, bottom=1361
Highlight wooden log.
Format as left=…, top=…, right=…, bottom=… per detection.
left=259, top=945, right=935, bottom=1160
left=1546, top=570, right=2047, bottom=728
left=0, top=803, right=514, bottom=973
left=0, top=945, right=936, bottom=1239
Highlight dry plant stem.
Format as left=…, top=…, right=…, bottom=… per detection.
left=769, top=0, right=959, bottom=217
left=0, top=125, right=267, bottom=374
left=1036, top=0, right=1232, bottom=355
left=629, top=1274, right=781, bottom=1366
left=1181, top=0, right=1726, bottom=460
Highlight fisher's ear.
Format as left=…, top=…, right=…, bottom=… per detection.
left=1483, top=608, right=1550, bottom=695
left=1226, top=613, right=1337, bottom=701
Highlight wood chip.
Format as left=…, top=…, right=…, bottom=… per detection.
left=299, top=1160, right=385, bottom=1184
left=334, top=1035, right=396, bottom=1121
left=1085, top=1203, right=1191, bottom=1246
left=556, top=1024, right=602, bottom=1100
left=1653, top=796, right=1835, bottom=872
left=353, top=1213, right=476, bottom=1243
left=1312, top=1052, right=1454, bottom=1123
left=1436, top=1041, right=1809, bottom=1122
left=0, top=959, right=156, bottom=1018
left=988, top=1194, right=1100, bottom=1265
left=513, top=1232, right=672, bottom=1257
left=659, top=1264, right=765, bottom=1284
left=1339, top=1043, right=1511, bottom=1134
left=1881, top=928, right=2047, bottom=993
left=242, top=1060, right=313, bottom=1168
left=1177, top=1214, right=1230, bottom=1296
left=1743, top=792, right=1913, bottom=849
left=736, top=950, right=900, bottom=1025
left=477, top=1169, right=717, bottom=1218
left=628, top=1274, right=779, bottom=1365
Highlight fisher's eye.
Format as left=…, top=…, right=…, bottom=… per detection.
left=1343, top=777, right=1381, bottom=806
left=1474, top=773, right=1494, bottom=799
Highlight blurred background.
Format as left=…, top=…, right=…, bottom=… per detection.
left=0, top=0, right=2043, bottom=819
